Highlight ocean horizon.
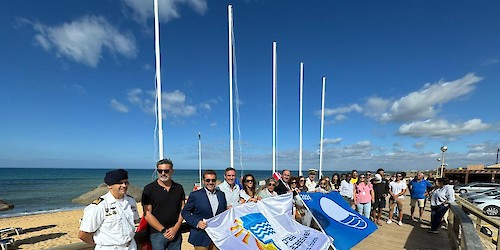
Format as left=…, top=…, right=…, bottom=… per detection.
left=0, top=167, right=404, bottom=218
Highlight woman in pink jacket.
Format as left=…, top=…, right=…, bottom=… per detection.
left=354, top=174, right=375, bottom=218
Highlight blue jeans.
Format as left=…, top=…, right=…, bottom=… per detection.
left=431, top=205, right=449, bottom=230
left=356, top=202, right=372, bottom=218
left=150, top=232, right=182, bottom=250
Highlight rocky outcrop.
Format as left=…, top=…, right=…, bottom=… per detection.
left=72, top=183, right=143, bottom=204
left=0, top=200, right=14, bottom=211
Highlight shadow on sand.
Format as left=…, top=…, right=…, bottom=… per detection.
left=16, top=232, right=67, bottom=246
left=22, top=225, right=57, bottom=234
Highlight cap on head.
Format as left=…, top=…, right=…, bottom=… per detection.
left=308, top=169, right=317, bottom=175
left=374, top=174, right=382, bottom=183
left=104, top=169, right=128, bottom=185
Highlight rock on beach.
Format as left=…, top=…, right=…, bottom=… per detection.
left=72, top=183, right=143, bottom=204
left=0, top=200, right=14, bottom=211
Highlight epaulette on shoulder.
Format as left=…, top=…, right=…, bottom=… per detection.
left=126, top=194, right=134, bottom=198
left=91, top=197, right=104, bottom=205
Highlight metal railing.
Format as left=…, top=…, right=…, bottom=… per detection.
left=454, top=196, right=495, bottom=249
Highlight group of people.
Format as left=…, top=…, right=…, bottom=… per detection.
left=298, top=168, right=454, bottom=233
left=77, top=160, right=456, bottom=250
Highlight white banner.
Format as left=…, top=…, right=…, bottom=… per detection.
left=206, top=193, right=332, bottom=250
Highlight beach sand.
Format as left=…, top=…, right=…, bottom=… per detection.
left=0, top=203, right=194, bottom=250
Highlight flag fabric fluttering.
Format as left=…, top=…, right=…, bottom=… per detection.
left=300, top=192, right=378, bottom=250
left=205, top=193, right=332, bottom=250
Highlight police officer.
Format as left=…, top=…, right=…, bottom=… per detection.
left=79, top=169, right=140, bottom=249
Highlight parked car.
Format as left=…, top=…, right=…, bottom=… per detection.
left=455, top=182, right=500, bottom=194
left=467, top=188, right=500, bottom=201
left=473, top=195, right=500, bottom=216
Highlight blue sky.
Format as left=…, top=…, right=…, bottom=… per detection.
left=1, top=0, right=499, bottom=172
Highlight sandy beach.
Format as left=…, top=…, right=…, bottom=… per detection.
left=0, top=203, right=194, bottom=250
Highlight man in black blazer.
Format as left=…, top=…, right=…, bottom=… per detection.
left=182, top=170, right=227, bottom=250
left=275, top=169, right=292, bottom=195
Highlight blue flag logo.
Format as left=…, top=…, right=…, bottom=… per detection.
left=301, top=192, right=378, bottom=250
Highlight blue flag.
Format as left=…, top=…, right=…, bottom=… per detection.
left=300, top=192, right=377, bottom=250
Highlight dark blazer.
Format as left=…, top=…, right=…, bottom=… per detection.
left=275, top=180, right=289, bottom=195
left=181, top=188, right=227, bottom=247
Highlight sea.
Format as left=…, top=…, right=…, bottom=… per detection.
left=0, top=168, right=349, bottom=218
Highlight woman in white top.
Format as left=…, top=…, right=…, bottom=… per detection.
left=429, top=177, right=455, bottom=233
left=240, top=174, right=258, bottom=203
left=258, top=178, right=278, bottom=200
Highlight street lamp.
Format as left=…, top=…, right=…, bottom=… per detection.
left=440, top=146, right=448, bottom=178
left=436, top=158, right=441, bottom=177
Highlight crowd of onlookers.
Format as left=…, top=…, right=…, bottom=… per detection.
left=224, top=167, right=455, bottom=234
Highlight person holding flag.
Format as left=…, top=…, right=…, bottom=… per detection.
left=274, top=169, right=292, bottom=195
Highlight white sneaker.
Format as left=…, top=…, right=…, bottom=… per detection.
left=386, top=219, right=392, bottom=224
left=398, top=221, right=403, bottom=226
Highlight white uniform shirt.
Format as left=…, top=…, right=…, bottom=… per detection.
left=217, top=180, right=241, bottom=207
left=80, top=192, right=140, bottom=249
left=305, top=178, right=317, bottom=191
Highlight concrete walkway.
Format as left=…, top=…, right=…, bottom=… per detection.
left=353, top=197, right=451, bottom=250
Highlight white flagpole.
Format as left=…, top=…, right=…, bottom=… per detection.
left=198, top=132, right=202, bottom=186
left=299, top=62, right=304, bottom=177
left=272, top=41, right=277, bottom=174
left=319, top=76, right=326, bottom=179
left=228, top=5, right=234, bottom=170
left=154, top=0, right=163, bottom=160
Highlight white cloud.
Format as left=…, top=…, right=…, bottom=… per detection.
left=483, top=58, right=499, bottom=66
left=210, top=122, right=217, bottom=127
left=322, top=138, right=343, bottom=145
left=324, top=104, right=362, bottom=116
left=413, top=142, right=425, bottom=149
left=334, top=114, right=347, bottom=122
left=398, top=119, right=491, bottom=137
left=200, top=103, right=211, bottom=111
left=142, top=64, right=152, bottom=70
left=163, top=90, right=197, bottom=117
left=371, top=74, right=482, bottom=122
left=110, top=99, right=129, bottom=113
left=31, top=15, right=137, bottom=67
left=126, top=88, right=197, bottom=117
left=63, top=83, right=86, bottom=94
left=123, top=0, right=208, bottom=24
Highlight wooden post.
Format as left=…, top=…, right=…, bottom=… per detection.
left=492, top=173, right=496, bottom=183
left=465, top=172, right=469, bottom=184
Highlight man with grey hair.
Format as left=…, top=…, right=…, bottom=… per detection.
left=217, top=167, right=241, bottom=208
left=275, top=169, right=292, bottom=195
left=409, top=171, right=433, bottom=223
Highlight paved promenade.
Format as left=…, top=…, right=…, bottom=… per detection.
left=353, top=196, right=451, bottom=250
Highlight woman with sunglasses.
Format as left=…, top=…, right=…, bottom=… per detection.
left=315, top=178, right=331, bottom=194
left=257, top=178, right=278, bottom=200
left=297, top=176, right=308, bottom=192
left=239, top=174, right=258, bottom=203
left=353, top=175, right=374, bottom=218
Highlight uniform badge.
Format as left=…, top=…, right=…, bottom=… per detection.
left=91, top=197, right=104, bottom=205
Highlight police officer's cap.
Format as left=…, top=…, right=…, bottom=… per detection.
left=104, top=169, right=128, bottom=185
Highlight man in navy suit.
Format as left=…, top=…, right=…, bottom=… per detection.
left=182, top=170, right=227, bottom=250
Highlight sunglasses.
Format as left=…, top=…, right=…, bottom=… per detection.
left=320, top=182, right=326, bottom=185
left=245, top=179, right=254, bottom=183
left=397, top=175, right=402, bottom=178
left=360, top=176, right=366, bottom=179
left=204, top=179, right=217, bottom=183
left=268, top=183, right=276, bottom=187
left=157, top=169, right=171, bottom=174
left=290, top=181, right=297, bottom=184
